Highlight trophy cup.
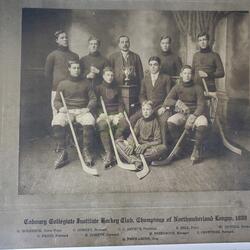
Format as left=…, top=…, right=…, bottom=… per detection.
left=122, top=66, right=135, bottom=85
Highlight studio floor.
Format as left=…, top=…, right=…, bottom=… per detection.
left=19, top=130, right=250, bottom=194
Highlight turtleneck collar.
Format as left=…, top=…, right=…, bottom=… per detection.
left=181, top=79, right=194, bottom=87
left=102, top=80, right=114, bottom=88
left=57, top=45, right=69, bottom=52
left=200, top=47, right=211, bottom=53
left=142, top=113, right=156, bottom=122
left=89, top=51, right=100, bottom=57
left=69, top=75, right=81, bottom=82
left=161, top=49, right=172, bottom=56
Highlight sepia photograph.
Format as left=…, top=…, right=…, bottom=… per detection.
left=19, top=8, right=250, bottom=194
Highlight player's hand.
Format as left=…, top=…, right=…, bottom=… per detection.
left=112, top=113, right=123, bottom=125
left=59, top=107, right=67, bottom=113
left=125, top=145, right=134, bottom=155
left=90, top=66, right=100, bottom=74
left=175, top=100, right=190, bottom=115
left=118, top=112, right=123, bottom=119
left=185, top=114, right=196, bottom=130
left=135, top=144, right=148, bottom=154
left=86, top=72, right=95, bottom=79
left=199, top=70, right=208, bottom=78
left=157, top=107, right=166, bottom=116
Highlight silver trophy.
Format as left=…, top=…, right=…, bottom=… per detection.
left=122, top=66, right=135, bottom=85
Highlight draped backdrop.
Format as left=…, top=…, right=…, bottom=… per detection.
left=172, top=11, right=231, bottom=45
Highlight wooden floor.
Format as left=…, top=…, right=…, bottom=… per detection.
left=18, top=130, right=250, bottom=194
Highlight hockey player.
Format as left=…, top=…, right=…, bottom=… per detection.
left=95, top=67, right=125, bottom=168
left=51, top=60, right=97, bottom=168
left=116, top=101, right=167, bottom=169
left=192, top=32, right=224, bottom=92
left=45, top=30, right=79, bottom=119
left=80, top=36, right=109, bottom=87
left=161, top=65, right=208, bottom=163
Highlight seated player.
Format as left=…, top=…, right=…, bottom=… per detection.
left=52, top=60, right=97, bottom=168
left=161, top=65, right=208, bottom=163
left=116, top=101, right=167, bottom=169
left=95, top=67, right=125, bottom=168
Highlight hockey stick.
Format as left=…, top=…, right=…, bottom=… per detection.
left=100, top=96, right=136, bottom=170
left=60, top=92, right=99, bottom=176
left=151, top=129, right=187, bottom=166
left=201, top=78, right=242, bottom=155
left=123, top=111, right=150, bottom=179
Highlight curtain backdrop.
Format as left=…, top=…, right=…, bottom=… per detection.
left=172, top=11, right=231, bottom=45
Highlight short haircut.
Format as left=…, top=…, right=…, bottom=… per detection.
left=148, top=56, right=161, bottom=65
left=54, top=30, right=66, bottom=39
left=181, top=64, right=192, bottom=72
left=142, top=100, right=154, bottom=109
left=197, top=32, right=210, bottom=40
left=88, top=35, right=101, bottom=46
left=118, top=35, right=130, bottom=43
left=67, top=60, right=80, bottom=68
left=103, top=66, right=114, bottom=74
left=160, top=35, right=172, bottom=43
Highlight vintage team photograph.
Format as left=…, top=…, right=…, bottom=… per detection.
left=19, top=8, right=250, bottom=194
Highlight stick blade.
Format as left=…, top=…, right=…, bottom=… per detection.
left=117, top=159, right=137, bottom=170
left=136, top=167, right=150, bottom=179
left=82, top=165, right=99, bottom=176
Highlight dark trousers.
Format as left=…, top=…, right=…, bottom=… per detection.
left=116, top=139, right=167, bottom=163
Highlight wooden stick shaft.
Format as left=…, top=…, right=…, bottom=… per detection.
left=100, top=97, right=123, bottom=163
left=168, top=129, right=186, bottom=159
left=60, top=92, right=87, bottom=169
left=202, top=78, right=209, bottom=95
left=123, top=111, right=139, bottom=147
left=201, top=79, right=242, bottom=156
left=123, top=111, right=150, bottom=174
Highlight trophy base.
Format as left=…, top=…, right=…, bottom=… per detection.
left=124, top=80, right=131, bottom=86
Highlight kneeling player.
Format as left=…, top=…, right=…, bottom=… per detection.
left=116, top=101, right=167, bottom=169
left=95, top=67, right=125, bottom=168
left=52, top=60, right=97, bottom=168
left=162, top=65, right=208, bottom=163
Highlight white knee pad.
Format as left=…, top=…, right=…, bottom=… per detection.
left=168, top=113, right=186, bottom=126
left=194, top=115, right=208, bottom=127
left=51, top=113, right=68, bottom=127
left=76, top=112, right=95, bottom=126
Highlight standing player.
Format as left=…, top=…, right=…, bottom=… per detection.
left=158, top=35, right=182, bottom=77
left=192, top=32, right=224, bottom=92
left=45, top=30, right=79, bottom=119
left=80, top=36, right=109, bottom=87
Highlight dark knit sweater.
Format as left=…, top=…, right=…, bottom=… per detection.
left=95, top=81, right=124, bottom=115
left=127, top=115, right=161, bottom=146
left=45, top=46, right=79, bottom=91
left=54, top=76, right=97, bottom=112
left=140, top=73, right=171, bottom=109
left=80, top=52, right=109, bottom=86
left=163, top=80, right=206, bottom=116
left=158, top=50, right=182, bottom=76
left=192, top=47, right=225, bottom=91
